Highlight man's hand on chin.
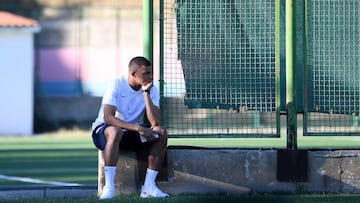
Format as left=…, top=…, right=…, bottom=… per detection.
left=142, top=82, right=153, bottom=91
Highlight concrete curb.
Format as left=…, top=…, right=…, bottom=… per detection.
left=0, top=186, right=97, bottom=200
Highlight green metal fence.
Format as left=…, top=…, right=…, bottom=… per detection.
left=304, top=0, right=360, bottom=136
left=161, top=0, right=280, bottom=138
left=161, top=0, right=360, bottom=143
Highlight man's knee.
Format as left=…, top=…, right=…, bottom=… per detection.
left=105, top=126, right=123, bottom=144
left=159, top=129, right=168, bottom=146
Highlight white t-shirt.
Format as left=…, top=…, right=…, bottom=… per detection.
left=92, top=76, right=160, bottom=130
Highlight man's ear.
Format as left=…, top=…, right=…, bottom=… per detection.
left=130, top=71, right=136, bottom=77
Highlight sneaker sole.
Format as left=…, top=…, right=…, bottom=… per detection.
left=140, top=192, right=168, bottom=198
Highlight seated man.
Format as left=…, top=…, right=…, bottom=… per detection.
left=91, top=56, right=169, bottom=199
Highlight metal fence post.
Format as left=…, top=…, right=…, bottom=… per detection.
left=159, top=0, right=165, bottom=123
left=286, top=0, right=297, bottom=149
left=143, top=0, right=153, bottom=63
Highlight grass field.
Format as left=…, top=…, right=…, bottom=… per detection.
left=0, top=129, right=98, bottom=187
left=1, top=193, right=360, bottom=203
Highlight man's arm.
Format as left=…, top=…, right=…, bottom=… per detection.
left=103, top=104, right=153, bottom=137
left=143, top=91, right=161, bottom=127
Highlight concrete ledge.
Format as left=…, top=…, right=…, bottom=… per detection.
left=3, top=149, right=360, bottom=200
left=168, top=149, right=360, bottom=194
left=0, top=186, right=97, bottom=200
left=98, top=150, right=139, bottom=197
left=167, top=149, right=277, bottom=193
left=98, top=148, right=360, bottom=196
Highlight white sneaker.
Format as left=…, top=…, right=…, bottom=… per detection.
left=140, top=184, right=169, bottom=198
left=99, top=187, right=115, bottom=200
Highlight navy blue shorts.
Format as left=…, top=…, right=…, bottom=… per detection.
left=92, top=124, right=150, bottom=151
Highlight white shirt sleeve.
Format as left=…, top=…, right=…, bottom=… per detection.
left=102, top=79, right=118, bottom=106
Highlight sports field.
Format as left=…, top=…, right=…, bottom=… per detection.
left=1, top=129, right=360, bottom=202
left=0, top=129, right=97, bottom=187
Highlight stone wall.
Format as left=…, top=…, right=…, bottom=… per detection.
left=97, top=149, right=360, bottom=197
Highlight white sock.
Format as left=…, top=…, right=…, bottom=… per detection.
left=104, top=166, right=117, bottom=190
left=144, top=168, right=158, bottom=186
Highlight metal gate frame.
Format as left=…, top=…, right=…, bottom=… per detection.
left=158, top=0, right=360, bottom=149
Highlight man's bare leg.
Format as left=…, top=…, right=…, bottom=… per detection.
left=100, top=127, right=123, bottom=200
left=141, top=132, right=169, bottom=198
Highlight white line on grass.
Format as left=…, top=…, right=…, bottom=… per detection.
left=0, top=174, right=82, bottom=186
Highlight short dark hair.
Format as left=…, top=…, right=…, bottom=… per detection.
left=128, top=56, right=152, bottom=67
